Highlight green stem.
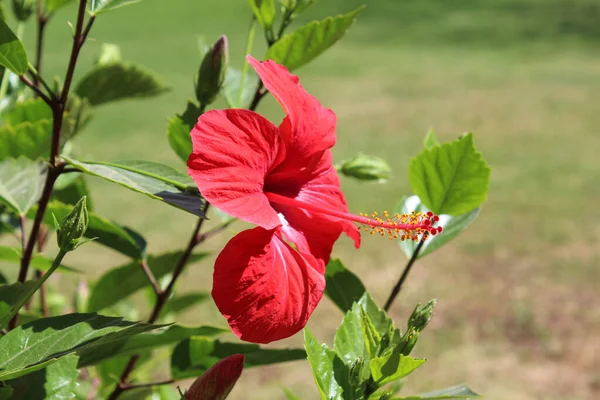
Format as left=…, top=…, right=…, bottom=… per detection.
left=8, top=249, right=67, bottom=329
left=237, top=17, right=257, bottom=107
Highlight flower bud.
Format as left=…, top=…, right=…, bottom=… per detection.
left=185, top=354, right=244, bottom=400
left=195, top=35, right=228, bottom=107
left=339, top=153, right=391, bottom=183
left=408, top=299, right=436, bottom=332
left=398, top=326, right=419, bottom=356
left=55, top=196, right=89, bottom=252
left=12, top=0, right=35, bottom=21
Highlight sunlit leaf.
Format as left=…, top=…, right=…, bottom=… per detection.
left=89, top=0, right=143, bottom=15
left=304, top=329, right=343, bottom=400
left=265, top=6, right=364, bottom=70
left=7, top=354, right=79, bottom=400
left=0, top=157, right=43, bottom=215
left=0, top=246, right=80, bottom=274
left=0, top=120, right=52, bottom=160
left=0, top=313, right=158, bottom=380
left=62, top=157, right=206, bottom=217
left=396, top=195, right=480, bottom=259
left=408, top=133, right=490, bottom=215
left=0, top=19, right=28, bottom=74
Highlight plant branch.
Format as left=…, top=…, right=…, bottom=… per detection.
left=33, top=0, right=48, bottom=88
left=118, top=379, right=175, bottom=392
left=19, top=216, right=26, bottom=252
left=383, top=240, right=426, bottom=312
left=139, top=259, right=161, bottom=297
left=19, top=75, right=52, bottom=105
left=60, top=0, right=90, bottom=105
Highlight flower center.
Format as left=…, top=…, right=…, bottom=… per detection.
left=264, top=192, right=442, bottom=242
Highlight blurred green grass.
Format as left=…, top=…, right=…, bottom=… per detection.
left=11, top=0, right=600, bottom=399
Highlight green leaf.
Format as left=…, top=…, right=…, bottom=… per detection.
left=370, top=354, right=425, bottom=385
left=7, top=354, right=79, bottom=400
left=0, top=157, right=43, bottom=215
left=89, top=0, right=143, bottom=15
left=171, top=337, right=305, bottom=380
left=282, top=387, right=301, bottom=400
left=75, top=63, right=168, bottom=106
left=45, top=0, right=76, bottom=13
left=408, top=133, right=490, bottom=215
left=222, top=67, right=258, bottom=109
left=87, top=251, right=209, bottom=312
left=62, top=157, right=206, bottom=218
left=334, top=293, right=396, bottom=366
left=53, top=174, right=94, bottom=210
left=396, top=195, right=480, bottom=259
left=160, top=292, right=209, bottom=318
left=0, top=120, right=52, bottom=160
left=249, top=0, right=276, bottom=31
left=0, top=246, right=80, bottom=274
left=166, top=115, right=193, bottom=164
left=324, top=258, right=366, bottom=312
left=394, top=384, right=479, bottom=399
left=78, top=324, right=226, bottom=367
left=35, top=201, right=146, bottom=259
left=265, top=6, right=364, bottom=71
left=0, top=19, right=28, bottom=74
left=0, top=280, right=38, bottom=329
left=0, top=313, right=158, bottom=380
left=1, top=98, right=52, bottom=125
left=0, top=383, right=12, bottom=399
left=423, top=129, right=439, bottom=150
left=304, top=329, right=343, bottom=400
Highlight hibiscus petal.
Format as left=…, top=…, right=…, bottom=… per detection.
left=247, top=56, right=337, bottom=166
left=212, top=227, right=325, bottom=344
left=187, top=109, right=285, bottom=230
left=273, top=158, right=361, bottom=269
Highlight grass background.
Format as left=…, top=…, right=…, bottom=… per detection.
left=8, top=0, right=600, bottom=398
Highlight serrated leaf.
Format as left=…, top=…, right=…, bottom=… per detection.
left=167, top=115, right=193, bottom=164
left=222, top=67, right=258, bottom=109
left=396, top=195, right=480, bottom=259
left=370, top=354, right=425, bottom=385
left=89, top=0, right=143, bottom=15
left=408, top=133, right=490, bottom=215
left=0, top=157, right=43, bottom=215
left=7, top=354, right=79, bottom=400
left=265, top=6, right=364, bottom=71
left=87, top=251, right=209, bottom=312
left=45, top=0, right=76, bottom=13
left=304, top=330, right=343, bottom=400
left=171, top=337, right=305, bottom=380
left=0, top=19, right=28, bottom=74
left=0, top=246, right=80, bottom=274
left=394, top=384, right=479, bottom=399
left=0, top=120, right=52, bottom=160
left=0, top=313, right=158, bottom=380
left=324, top=258, right=366, bottom=312
left=79, top=324, right=226, bottom=367
left=249, top=0, right=276, bottom=31
left=1, top=98, right=52, bottom=125
left=31, top=200, right=146, bottom=258
left=0, top=280, right=38, bottom=329
left=75, top=62, right=167, bottom=105
left=334, top=293, right=396, bottom=366
left=62, top=157, right=206, bottom=217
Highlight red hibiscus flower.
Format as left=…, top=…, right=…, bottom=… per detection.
left=187, top=56, right=440, bottom=343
